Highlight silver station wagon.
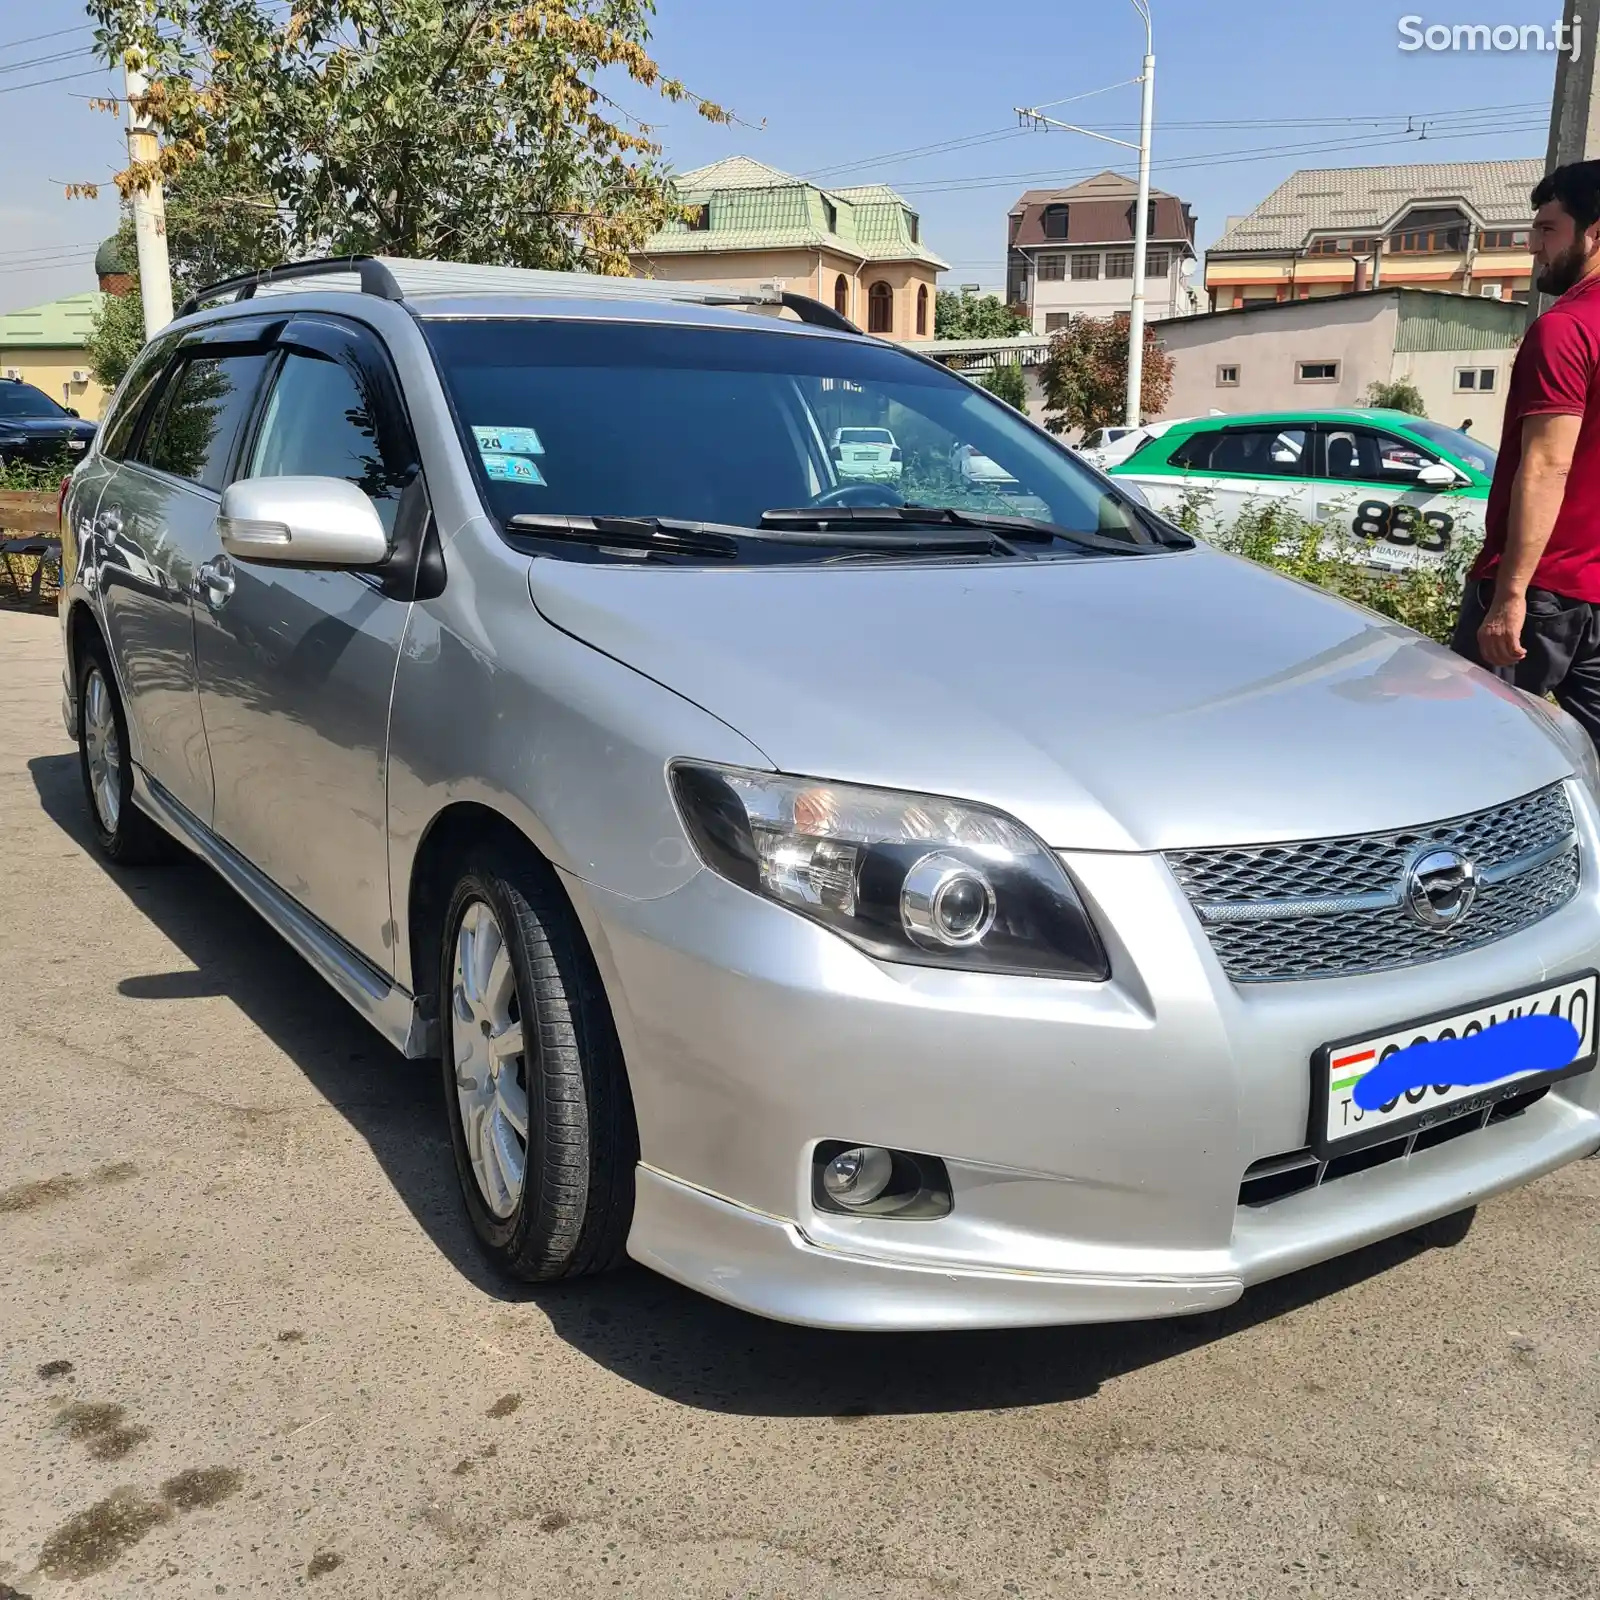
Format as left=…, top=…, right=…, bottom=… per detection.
left=58, top=257, right=1600, bottom=1330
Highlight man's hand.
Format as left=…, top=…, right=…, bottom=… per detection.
left=1479, top=592, right=1528, bottom=667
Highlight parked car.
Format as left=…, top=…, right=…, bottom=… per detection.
left=59, top=258, right=1600, bottom=1331
left=829, top=425, right=902, bottom=481
left=949, top=440, right=1019, bottom=489
left=1077, top=424, right=1138, bottom=463
left=0, top=377, right=95, bottom=467
left=1111, top=408, right=1494, bottom=568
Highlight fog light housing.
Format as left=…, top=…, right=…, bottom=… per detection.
left=821, top=1145, right=894, bottom=1208
left=812, top=1141, right=953, bottom=1219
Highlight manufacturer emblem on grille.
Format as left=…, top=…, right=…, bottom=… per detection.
left=1403, top=847, right=1479, bottom=928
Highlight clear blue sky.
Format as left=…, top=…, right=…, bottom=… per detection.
left=0, top=0, right=1567, bottom=312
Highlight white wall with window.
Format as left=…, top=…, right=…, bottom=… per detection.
left=1021, top=241, right=1196, bottom=334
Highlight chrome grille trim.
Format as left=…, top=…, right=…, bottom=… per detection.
left=1167, top=784, right=1580, bottom=982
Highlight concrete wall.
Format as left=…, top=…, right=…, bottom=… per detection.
left=0, top=347, right=104, bottom=421
left=1024, top=251, right=1196, bottom=332
left=1390, top=347, right=1511, bottom=439
left=1153, top=295, right=1399, bottom=420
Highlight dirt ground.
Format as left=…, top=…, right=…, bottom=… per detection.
left=2, top=607, right=1598, bottom=1600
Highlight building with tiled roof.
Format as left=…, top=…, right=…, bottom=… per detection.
left=1205, top=159, right=1543, bottom=312
left=0, top=292, right=106, bottom=418
left=631, top=156, right=948, bottom=342
left=1004, top=171, right=1200, bottom=334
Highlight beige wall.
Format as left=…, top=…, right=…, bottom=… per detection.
left=0, top=347, right=104, bottom=420
left=1390, top=348, right=1511, bottom=440
left=1155, top=295, right=1400, bottom=421
left=630, top=248, right=938, bottom=343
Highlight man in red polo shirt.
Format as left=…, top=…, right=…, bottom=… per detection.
left=1453, top=160, right=1600, bottom=746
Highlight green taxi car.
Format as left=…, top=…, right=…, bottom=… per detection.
left=1109, top=409, right=1496, bottom=569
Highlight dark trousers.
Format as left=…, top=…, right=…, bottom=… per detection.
left=1451, top=579, right=1600, bottom=749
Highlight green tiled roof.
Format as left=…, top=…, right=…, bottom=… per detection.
left=639, top=157, right=948, bottom=270
left=0, top=292, right=104, bottom=349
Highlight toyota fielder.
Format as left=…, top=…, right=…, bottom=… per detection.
left=57, top=256, right=1600, bottom=1331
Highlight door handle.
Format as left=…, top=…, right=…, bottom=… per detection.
left=194, top=557, right=236, bottom=607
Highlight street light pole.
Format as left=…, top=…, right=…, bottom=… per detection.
left=1125, top=2, right=1155, bottom=428
left=1015, top=1, right=1155, bottom=428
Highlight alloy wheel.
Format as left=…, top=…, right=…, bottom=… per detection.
left=83, top=667, right=122, bottom=834
left=451, top=899, right=530, bottom=1219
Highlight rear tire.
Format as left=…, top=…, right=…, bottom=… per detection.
left=75, top=636, right=170, bottom=865
left=1414, top=1205, right=1477, bottom=1249
left=438, top=847, right=636, bottom=1282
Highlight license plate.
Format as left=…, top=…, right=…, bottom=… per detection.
left=68, top=440, right=86, bottom=450
left=1312, top=972, right=1598, bottom=1155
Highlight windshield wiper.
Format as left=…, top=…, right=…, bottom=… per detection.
left=760, top=504, right=1152, bottom=556
left=507, top=513, right=740, bottom=561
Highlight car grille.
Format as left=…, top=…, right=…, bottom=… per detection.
left=1166, top=784, right=1579, bottom=982
left=1237, top=1087, right=1549, bottom=1207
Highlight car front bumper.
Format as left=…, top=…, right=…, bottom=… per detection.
left=569, top=781, right=1600, bottom=1331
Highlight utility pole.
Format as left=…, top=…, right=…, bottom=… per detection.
left=1015, top=0, right=1155, bottom=428
left=124, top=45, right=174, bottom=336
left=1125, top=2, right=1155, bottom=429
left=1531, top=0, right=1595, bottom=323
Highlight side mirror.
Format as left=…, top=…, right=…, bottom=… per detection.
left=65, top=407, right=80, bottom=418
left=218, top=476, right=388, bottom=568
left=1415, top=462, right=1458, bottom=489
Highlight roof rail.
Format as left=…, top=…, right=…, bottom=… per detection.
left=177, top=253, right=861, bottom=334
left=176, top=256, right=402, bottom=320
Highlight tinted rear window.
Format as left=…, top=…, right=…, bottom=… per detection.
left=0, top=382, right=66, bottom=418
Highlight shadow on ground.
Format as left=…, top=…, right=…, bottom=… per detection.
left=31, top=750, right=1431, bottom=1418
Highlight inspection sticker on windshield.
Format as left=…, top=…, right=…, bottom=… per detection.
left=481, top=452, right=545, bottom=485
left=473, top=424, right=543, bottom=456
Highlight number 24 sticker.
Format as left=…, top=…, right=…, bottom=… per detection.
left=1353, top=500, right=1454, bottom=552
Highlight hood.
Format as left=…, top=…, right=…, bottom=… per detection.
left=527, top=545, right=1572, bottom=852
left=0, top=416, right=95, bottom=440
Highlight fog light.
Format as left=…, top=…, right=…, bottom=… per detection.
left=821, top=1145, right=894, bottom=1208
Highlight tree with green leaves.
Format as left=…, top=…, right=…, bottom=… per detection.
left=1363, top=378, right=1427, bottom=417
left=1038, top=314, right=1174, bottom=435
left=935, top=290, right=1030, bottom=340
left=981, top=361, right=1028, bottom=412
left=87, top=1, right=731, bottom=275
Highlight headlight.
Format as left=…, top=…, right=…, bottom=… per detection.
left=669, top=763, right=1109, bottom=980
left=1524, top=693, right=1600, bottom=801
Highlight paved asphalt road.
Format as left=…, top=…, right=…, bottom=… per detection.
left=2, top=606, right=1599, bottom=1600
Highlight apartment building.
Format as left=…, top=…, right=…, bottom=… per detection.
left=1005, top=172, right=1200, bottom=334
left=1205, top=159, right=1541, bottom=312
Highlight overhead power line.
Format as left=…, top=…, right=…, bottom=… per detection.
left=0, top=23, right=92, bottom=52
left=0, top=48, right=98, bottom=76
left=0, top=67, right=113, bottom=96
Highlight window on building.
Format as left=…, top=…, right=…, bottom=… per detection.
left=1037, top=253, right=1066, bottom=282
left=1480, top=229, right=1529, bottom=250
left=1216, top=364, right=1240, bottom=387
left=1145, top=248, right=1170, bottom=277
left=1307, top=236, right=1377, bottom=256
left=686, top=204, right=711, bottom=231
left=1044, top=313, right=1073, bottom=334
left=1042, top=204, right=1069, bottom=240
left=1391, top=226, right=1469, bottom=254
left=834, top=274, right=849, bottom=318
left=1296, top=359, right=1340, bottom=383
left=1105, top=251, right=1135, bottom=279
left=906, top=211, right=920, bottom=243
left=1071, top=253, right=1100, bottom=280
left=822, top=199, right=838, bottom=234
left=1455, top=366, right=1497, bottom=393
left=867, top=281, right=893, bottom=334
left=916, top=284, right=928, bottom=336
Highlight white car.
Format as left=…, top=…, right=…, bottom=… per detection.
left=830, top=426, right=902, bottom=482
left=950, top=441, right=1020, bottom=489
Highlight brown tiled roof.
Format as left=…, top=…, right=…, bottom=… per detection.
left=1010, top=193, right=1195, bottom=249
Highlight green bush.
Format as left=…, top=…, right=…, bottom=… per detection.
left=0, top=452, right=77, bottom=492
left=1173, top=492, right=1473, bottom=645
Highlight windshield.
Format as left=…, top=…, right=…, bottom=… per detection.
left=0, top=382, right=67, bottom=419
left=1404, top=418, right=1497, bottom=476
left=422, top=319, right=1146, bottom=555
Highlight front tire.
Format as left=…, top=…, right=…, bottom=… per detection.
left=75, top=638, right=169, bottom=865
left=439, top=850, right=636, bottom=1282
